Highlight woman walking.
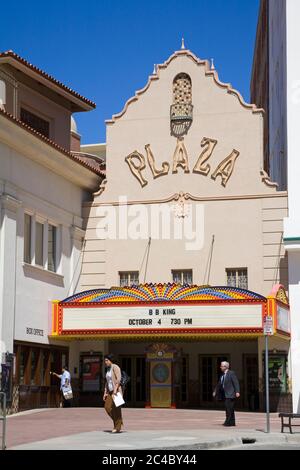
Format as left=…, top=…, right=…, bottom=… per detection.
left=103, top=354, right=123, bottom=433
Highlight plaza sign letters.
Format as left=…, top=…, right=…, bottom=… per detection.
left=125, top=137, right=240, bottom=188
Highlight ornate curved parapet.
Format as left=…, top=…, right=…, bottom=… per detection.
left=106, top=49, right=264, bottom=125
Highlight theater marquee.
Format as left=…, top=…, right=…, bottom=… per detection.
left=51, top=284, right=289, bottom=340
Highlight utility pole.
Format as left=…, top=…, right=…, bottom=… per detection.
left=263, top=315, right=274, bottom=433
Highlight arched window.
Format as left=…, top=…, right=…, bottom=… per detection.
left=170, top=74, right=193, bottom=138
left=0, top=79, right=6, bottom=109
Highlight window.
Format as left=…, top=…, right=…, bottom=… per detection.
left=20, top=108, right=50, bottom=138
left=48, top=224, right=57, bottom=272
left=62, top=353, right=67, bottom=369
left=172, top=270, right=193, bottom=285
left=19, top=349, right=27, bottom=385
left=119, top=271, right=139, bottom=287
left=24, top=214, right=32, bottom=263
left=15, top=344, right=68, bottom=388
left=24, top=215, right=60, bottom=272
left=226, top=268, right=248, bottom=289
left=40, top=350, right=49, bottom=386
left=30, top=349, right=38, bottom=385
left=35, top=222, right=44, bottom=266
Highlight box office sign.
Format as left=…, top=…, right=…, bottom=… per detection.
left=60, top=304, right=264, bottom=334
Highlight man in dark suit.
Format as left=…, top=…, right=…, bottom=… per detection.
left=213, top=361, right=240, bottom=426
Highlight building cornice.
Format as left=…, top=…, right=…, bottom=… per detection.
left=0, top=193, right=22, bottom=212
left=284, top=237, right=300, bottom=252
left=85, top=190, right=288, bottom=208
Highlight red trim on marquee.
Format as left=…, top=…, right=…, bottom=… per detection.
left=56, top=298, right=271, bottom=337
left=59, top=298, right=265, bottom=308
left=58, top=328, right=264, bottom=336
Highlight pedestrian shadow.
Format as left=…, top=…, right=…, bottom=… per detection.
left=102, top=430, right=127, bottom=434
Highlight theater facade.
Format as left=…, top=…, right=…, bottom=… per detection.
left=51, top=283, right=290, bottom=411
left=51, top=46, right=290, bottom=411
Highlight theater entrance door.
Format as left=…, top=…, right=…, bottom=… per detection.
left=120, top=356, right=146, bottom=407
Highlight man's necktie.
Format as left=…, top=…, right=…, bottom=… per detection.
left=221, top=374, right=225, bottom=387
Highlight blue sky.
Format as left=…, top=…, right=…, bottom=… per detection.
left=0, top=0, right=260, bottom=144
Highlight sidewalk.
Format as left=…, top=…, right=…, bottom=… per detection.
left=9, top=429, right=300, bottom=451
left=5, top=408, right=300, bottom=450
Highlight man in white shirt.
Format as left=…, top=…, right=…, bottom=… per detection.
left=51, top=366, right=72, bottom=408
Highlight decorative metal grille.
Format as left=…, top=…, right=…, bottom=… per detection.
left=170, top=73, right=193, bottom=138
left=226, top=269, right=248, bottom=290
left=120, top=271, right=139, bottom=287
left=238, top=270, right=248, bottom=289
left=172, top=270, right=193, bottom=285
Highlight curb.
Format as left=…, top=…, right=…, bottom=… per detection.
left=151, top=433, right=300, bottom=450
left=7, top=409, right=51, bottom=419
left=151, top=437, right=244, bottom=450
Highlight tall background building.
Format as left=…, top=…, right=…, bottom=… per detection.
left=251, top=0, right=287, bottom=191
left=252, top=0, right=300, bottom=413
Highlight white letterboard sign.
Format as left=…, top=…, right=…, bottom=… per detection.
left=61, top=304, right=263, bottom=332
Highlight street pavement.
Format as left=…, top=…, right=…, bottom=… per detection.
left=4, top=407, right=300, bottom=450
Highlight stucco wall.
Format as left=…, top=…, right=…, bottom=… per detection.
left=0, top=135, right=89, bottom=354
